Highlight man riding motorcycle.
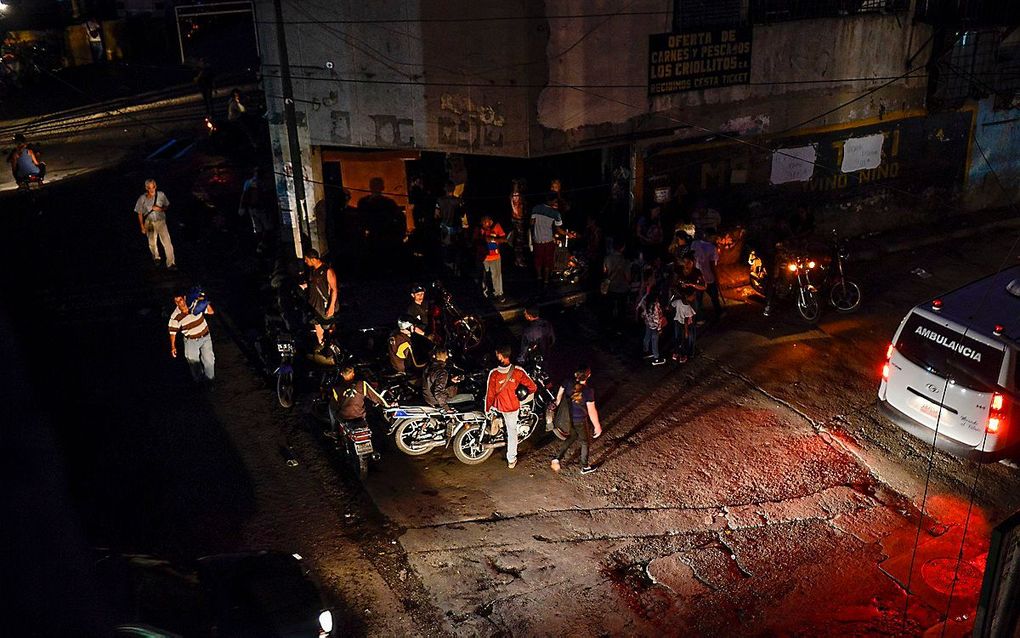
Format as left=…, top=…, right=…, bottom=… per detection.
left=422, top=347, right=473, bottom=410
left=328, top=364, right=390, bottom=435
left=389, top=315, right=426, bottom=375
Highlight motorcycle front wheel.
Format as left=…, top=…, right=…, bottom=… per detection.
left=452, top=426, right=493, bottom=465
left=796, top=288, right=821, bottom=324
left=454, top=316, right=484, bottom=351
left=277, top=372, right=295, bottom=408
left=394, top=419, right=437, bottom=456
left=829, top=279, right=862, bottom=312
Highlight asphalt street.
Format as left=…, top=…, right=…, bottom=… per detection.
left=2, top=98, right=1019, bottom=637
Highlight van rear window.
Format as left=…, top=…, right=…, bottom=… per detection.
left=896, top=314, right=1004, bottom=390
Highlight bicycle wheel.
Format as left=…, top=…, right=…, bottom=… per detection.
left=277, top=371, right=295, bottom=408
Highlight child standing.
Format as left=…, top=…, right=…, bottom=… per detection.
left=639, top=287, right=667, bottom=366
left=670, top=290, right=697, bottom=363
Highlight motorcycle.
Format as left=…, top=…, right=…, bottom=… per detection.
left=748, top=230, right=861, bottom=323
left=449, top=355, right=556, bottom=466
left=383, top=367, right=486, bottom=456
left=429, top=281, right=485, bottom=355
left=327, top=412, right=380, bottom=480
left=551, top=231, right=589, bottom=286
left=748, top=247, right=822, bottom=323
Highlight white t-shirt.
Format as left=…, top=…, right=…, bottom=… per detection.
left=135, top=191, right=170, bottom=224
left=692, top=240, right=719, bottom=284
left=671, top=298, right=696, bottom=323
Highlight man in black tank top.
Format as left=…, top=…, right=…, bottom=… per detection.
left=300, top=249, right=338, bottom=349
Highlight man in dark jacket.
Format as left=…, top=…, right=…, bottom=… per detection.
left=422, top=348, right=473, bottom=409
left=329, top=365, right=390, bottom=437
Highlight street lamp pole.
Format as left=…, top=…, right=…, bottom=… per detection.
left=271, top=0, right=307, bottom=259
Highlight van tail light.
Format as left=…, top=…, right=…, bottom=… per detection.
left=886, top=344, right=894, bottom=360
left=882, top=364, right=890, bottom=381
left=987, top=393, right=1007, bottom=434
left=881, top=343, right=894, bottom=381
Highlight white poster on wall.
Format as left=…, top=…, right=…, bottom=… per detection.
left=770, top=145, right=816, bottom=184
left=841, top=133, right=884, bottom=173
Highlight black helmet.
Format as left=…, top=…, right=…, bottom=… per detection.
left=410, top=283, right=425, bottom=294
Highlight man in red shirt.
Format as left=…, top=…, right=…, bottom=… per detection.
left=484, top=344, right=537, bottom=469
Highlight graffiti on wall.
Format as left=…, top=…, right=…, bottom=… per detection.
left=438, top=92, right=506, bottom=149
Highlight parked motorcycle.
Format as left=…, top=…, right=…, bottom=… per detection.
left=551, top=231, right=589, bottom=286
left=383, top=367, right=486, bottom=456
left=429, top=281, right=485, bottom=355
left=749, top=230, right=861, bottom=323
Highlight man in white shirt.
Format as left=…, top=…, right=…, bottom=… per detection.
left=135, top=179, right=176, bottom=269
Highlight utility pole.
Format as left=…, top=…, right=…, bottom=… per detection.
left=271, top=0, right=307, bottom=258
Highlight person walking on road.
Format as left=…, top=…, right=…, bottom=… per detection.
left=168, top=290, right=215, bottom=384
left=484, top=344, right=537, bottom=469
left=551, top=364, right=602, bottom=475
left=135, top=179, right=175, bottom=269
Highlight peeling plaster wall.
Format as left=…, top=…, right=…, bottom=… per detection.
left=966, top=98, right=1020, bottom=210
left=535, top=2, right=930, bottom=153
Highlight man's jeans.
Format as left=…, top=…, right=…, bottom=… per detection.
left=673, top=321, right=696, bottom=357
left=498, top=409, right=520, bottom=464
left=184, top=334, right=215, bottom=381
left=146, top=218, right=176, bottom=267
left=643, top=326, right=661, bottom=358
left=556, top=416, right=592, bottom=467
left=483, top=258, right=503, bottom=297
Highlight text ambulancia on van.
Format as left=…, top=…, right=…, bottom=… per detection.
left=878, top=265, right=1020, bottom=459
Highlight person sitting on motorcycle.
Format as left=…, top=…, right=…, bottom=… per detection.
left=389, top=315, right=426, bottom=375
left=328, top=364, right=390, bottom=439
left=8, top=133, right=45, bottom=185
left=422, top=347, right=473, bottom=410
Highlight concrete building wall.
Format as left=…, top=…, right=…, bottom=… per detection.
left=966, top=98, right=1020, bottom=210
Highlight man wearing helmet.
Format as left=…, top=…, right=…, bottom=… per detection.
left=389, top=315, right=426, bottom=374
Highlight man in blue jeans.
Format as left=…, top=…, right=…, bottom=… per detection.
left=168, top=292, right=216, bottom=384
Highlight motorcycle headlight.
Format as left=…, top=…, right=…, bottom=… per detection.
left=807, top=261, right=816, bottom=269
left=787, top=263, right=798, bottom=272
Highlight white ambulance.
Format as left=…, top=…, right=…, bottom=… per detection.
left=878, top=266, right=1019, bottom=459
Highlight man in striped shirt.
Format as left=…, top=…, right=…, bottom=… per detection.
left=168, top=293, right=215, bottom=383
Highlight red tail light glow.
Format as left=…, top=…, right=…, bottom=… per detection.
left=882, top=364, right=890, bottom=381
left=932, top=299, right=943, bottom=311
left=993, top=324, right=1004, bottom=336
left=886, top=344, right=894, bottom=359
left=987, top=393, right=1006, bottom=434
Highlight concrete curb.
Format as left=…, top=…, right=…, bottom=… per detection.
left=851, top=215, right=1020, bottom=261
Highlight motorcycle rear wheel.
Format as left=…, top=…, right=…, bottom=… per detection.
left=394, top=419, right=437, bottom=456
left=452, top=426, right=493, bottom=465
left=829, top=279, right=862, bottom=312
left=347, top=441, right=369, bottom=480
left=277, top=372, right=295, bottom=408
left=796, top=289, right=821, bottom=324
left=454, top=316, right=484, bottom=351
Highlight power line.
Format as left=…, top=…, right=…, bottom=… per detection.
left=255, top=9, right=672, bottom=25
left=258, top=68, right=942, bottom=90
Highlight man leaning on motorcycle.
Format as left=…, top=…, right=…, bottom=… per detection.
left=484, top=344, right=538, bottom=470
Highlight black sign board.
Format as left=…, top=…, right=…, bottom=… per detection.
left=648, top=27, right=752, bottom=96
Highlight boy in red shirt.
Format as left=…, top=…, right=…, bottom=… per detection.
left=484, top=344, right=537, bottom=469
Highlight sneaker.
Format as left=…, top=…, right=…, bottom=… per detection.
left=580, top=465, right=596, bottom=475
left=508, top=459, right=517, bottom=469
left=642, top=352, right=655, bottom=359
left=285, top=458, right=299, bottom=467
left=762, top=306, right=772, bottom=317
left=167, top=264, right=178, bottom=271
left=677, top=355, right=688, bottom=363
left=671, top=353, right=679, bottom=361
left=153, top=259, right=163, bottom=267
left=551, top=459, right=561, bottom=473
left=652, top=358, right=666, bottom=366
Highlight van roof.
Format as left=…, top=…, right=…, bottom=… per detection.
left=922, top=265, right=1020, bottom=343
